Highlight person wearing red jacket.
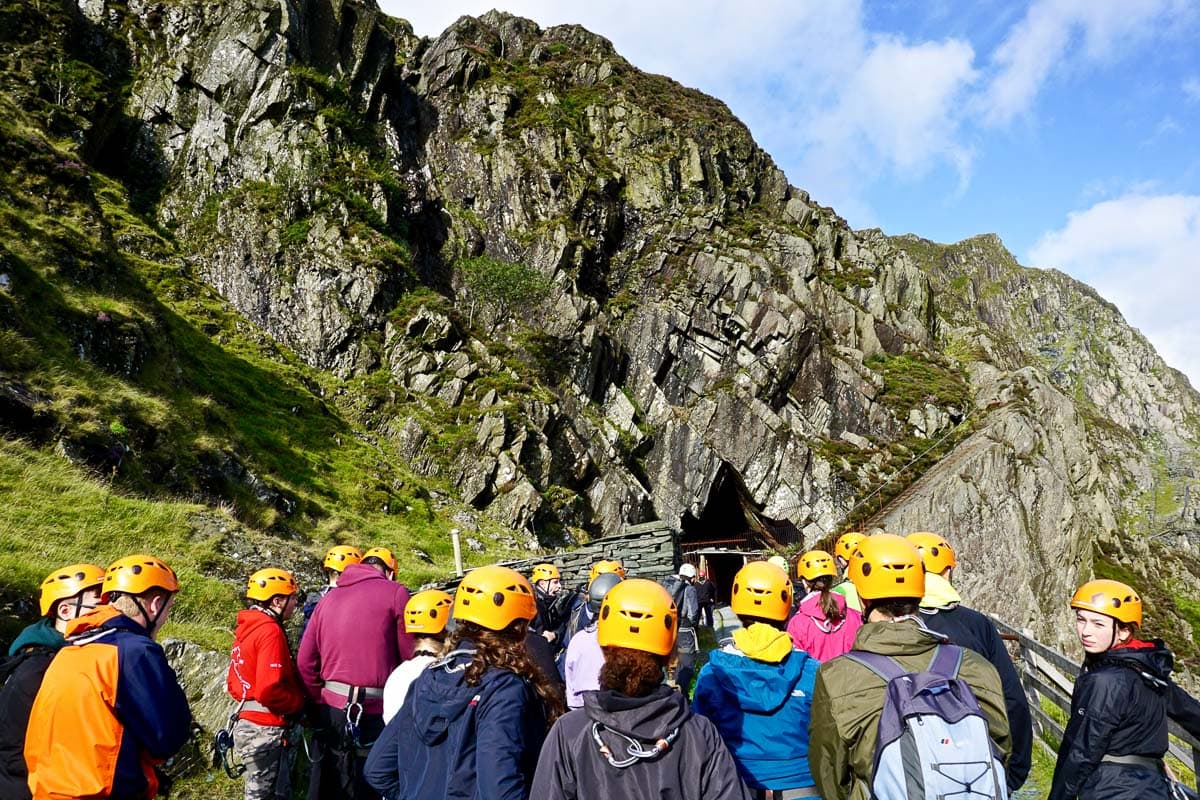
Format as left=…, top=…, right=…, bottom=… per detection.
left=228, top=567, right=306, bottom=800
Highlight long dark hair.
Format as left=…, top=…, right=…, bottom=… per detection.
left=449, top=620, right=566, bottom=725
left=809, top=575, right=845, bottom=624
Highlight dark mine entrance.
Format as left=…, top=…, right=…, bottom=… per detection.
left=679, top=462, right=803, bottom=603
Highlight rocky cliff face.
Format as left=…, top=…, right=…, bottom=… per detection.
left=10, top=0, right=1200, bottom=654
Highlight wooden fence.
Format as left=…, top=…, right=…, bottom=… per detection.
left=992, top=617, right=1200, bottom=796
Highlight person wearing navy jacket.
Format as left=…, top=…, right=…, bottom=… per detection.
left=1049, top=579, right=1200, bottom=800
left=909, top=531, right=1033, bottom=793
left=364, top=566, right=563, bottom=800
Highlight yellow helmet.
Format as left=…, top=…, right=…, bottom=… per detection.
left=530, top=563, right=560, bottom=583
left=102, top=555, right=179, bottom=601
left=246, top=568, right=298, bottom=602
left=848, top=534, right=924, bottom=600
left=1071, top=579, right=1142, bottom=626
left=835, top=531, right=867, bottom=561
left=323, top=545, right=363, bottom=573
left=730, top=561, right=792, bottom=621
left=907, top=532, right=957, bottom=574
left=405, top=589, right=454, bottom=635
left=597, top=578, right=678, bottom=656
left=39, top=564, right=105, bottom=616
left=363, top=546, right=398, bottom=576
left=798, top=550, right=836, bottom=581
left=589, top=560, right=626, bottom=583
left=454, top=566, right=537, bottom=631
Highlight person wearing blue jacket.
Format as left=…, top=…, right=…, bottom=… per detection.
left=693, top=560, right=822, bottom=798
left=364, top=566, right=564, bottom=800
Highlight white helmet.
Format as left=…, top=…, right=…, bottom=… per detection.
left=679, top=563, right=697, bottom=579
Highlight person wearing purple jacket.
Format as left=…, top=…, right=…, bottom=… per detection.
left=563, top=572, right=623, bottom=708
left=298, top=547, right=414, bottom=800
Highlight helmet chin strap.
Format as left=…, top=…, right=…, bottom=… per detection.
left=129, top=594, right=169, bottom=633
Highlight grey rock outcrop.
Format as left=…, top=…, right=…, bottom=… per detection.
left=69, top=2, right=1200, bottom=649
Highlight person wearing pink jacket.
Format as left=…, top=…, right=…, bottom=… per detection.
left=786, top=550, right=863, bottom=661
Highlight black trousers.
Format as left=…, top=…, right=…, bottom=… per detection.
left=307, top=704, right=385, bottom=800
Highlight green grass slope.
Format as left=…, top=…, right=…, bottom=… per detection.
left=0, top=89, right=517, bottom=652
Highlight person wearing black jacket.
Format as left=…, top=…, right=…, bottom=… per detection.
left=694, top=571, right=716, bottom=628
left=1049, top=579, right=1200, bottom=800
left=909, top=532, right=1034, bottom=793
left=530, top=579, right=749, bottom=800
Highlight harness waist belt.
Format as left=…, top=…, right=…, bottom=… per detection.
left=240, top=699, right=273, bottom=714
left=754, top=788, right=822, bottom=799
left=323, top=679, right=385, bottom=699
left=1101, top=753, right=1164, bottom=770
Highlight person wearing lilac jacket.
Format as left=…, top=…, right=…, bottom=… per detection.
left=563, top=572, right=622, bottom=708
left=298, top=549, right=413, bottom=799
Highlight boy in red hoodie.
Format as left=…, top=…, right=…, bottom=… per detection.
left=228, top=568, right=306, bottom=800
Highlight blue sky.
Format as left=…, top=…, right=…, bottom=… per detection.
left=384, top=1, right=1200, bottom=384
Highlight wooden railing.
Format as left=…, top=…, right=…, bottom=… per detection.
left=992, top=617, right=1200, bottom=795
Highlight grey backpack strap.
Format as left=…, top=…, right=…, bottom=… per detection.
left=843, top=650, right=907, bottom=682
left=927, top=644, right=964, bottom=679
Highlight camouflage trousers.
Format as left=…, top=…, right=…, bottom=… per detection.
left=232, top=718, right=297, bottom=800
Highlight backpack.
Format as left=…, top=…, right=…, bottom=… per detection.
left=660, top=576, right=694, bottom=627
left=845, top=644, right=1008, bottom=800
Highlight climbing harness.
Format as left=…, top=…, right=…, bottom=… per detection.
left=590, top=722, right=680, bottom=768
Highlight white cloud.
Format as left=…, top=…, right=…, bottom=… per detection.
left=1185, top=77, right=1200, bottom=103
left=980, top=0, right=1186, bottom=126
left=1027, top=194, right=1200, bottom=384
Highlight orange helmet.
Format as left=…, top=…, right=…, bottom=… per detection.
left=246, top=568, right=298, bottom=602
left=454, top=566, right=537, bottom=631
left=835, top=532, right=867, bottom=562
left=849, top=534, right=924, bottom=600
left=907, top=532, right=957, bottom=574
left=363, top=546, right=398, bottom=576
left=730, top=561, right=792, bottom=621
left=597, top=579, right=678, bottom=656
left=589, top=560, right=626, bottom=583
left=798, top=550, right=836, bottom=581
left=323, top=545, right=363, bottom=573
left=39, top=564, right=105, bottom=616
left=1071, top=579, right=1142, bottom=626
left=102, top=555, right=179, bottom=601
left=405, top=589, right=454, bottom=635
left=530, top=563, right=560, bottom=583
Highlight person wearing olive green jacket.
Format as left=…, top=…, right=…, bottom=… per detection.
left=808, top=535, right=1012, bottom=800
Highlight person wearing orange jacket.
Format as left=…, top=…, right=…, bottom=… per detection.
left=227, top=568, right=306, bottom=800
left=24, top=554, right=191, bottom=800
left=0, top=563, right=105, bottom=800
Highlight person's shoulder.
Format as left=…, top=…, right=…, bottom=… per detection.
left=955, top=646, right=1004, bottom=691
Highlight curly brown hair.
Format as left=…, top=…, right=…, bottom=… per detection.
left=599, top=646, right=668, bottom=698
left=448, top=620, right=565, bottom=725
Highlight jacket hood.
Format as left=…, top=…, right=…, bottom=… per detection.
left=234, top=607, right=283, bottom=639
left=919, top=573, right=962, bottom=609
left=8, top=617, right=65, bottom=656
left=851, top=617, right=946, bottom=655
left=584, top=684, right=691, bottom=741
left=408, top=646, right=501, bottom=745
left=64, top=604, right=133, bottom=637
left=731, top=622, right=794, bottom=664
left=334, top=562, right=389, bottom=588
left=705, top=646, right=811, bottom=713
left=1089, top=638, right=1174, bottom=685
